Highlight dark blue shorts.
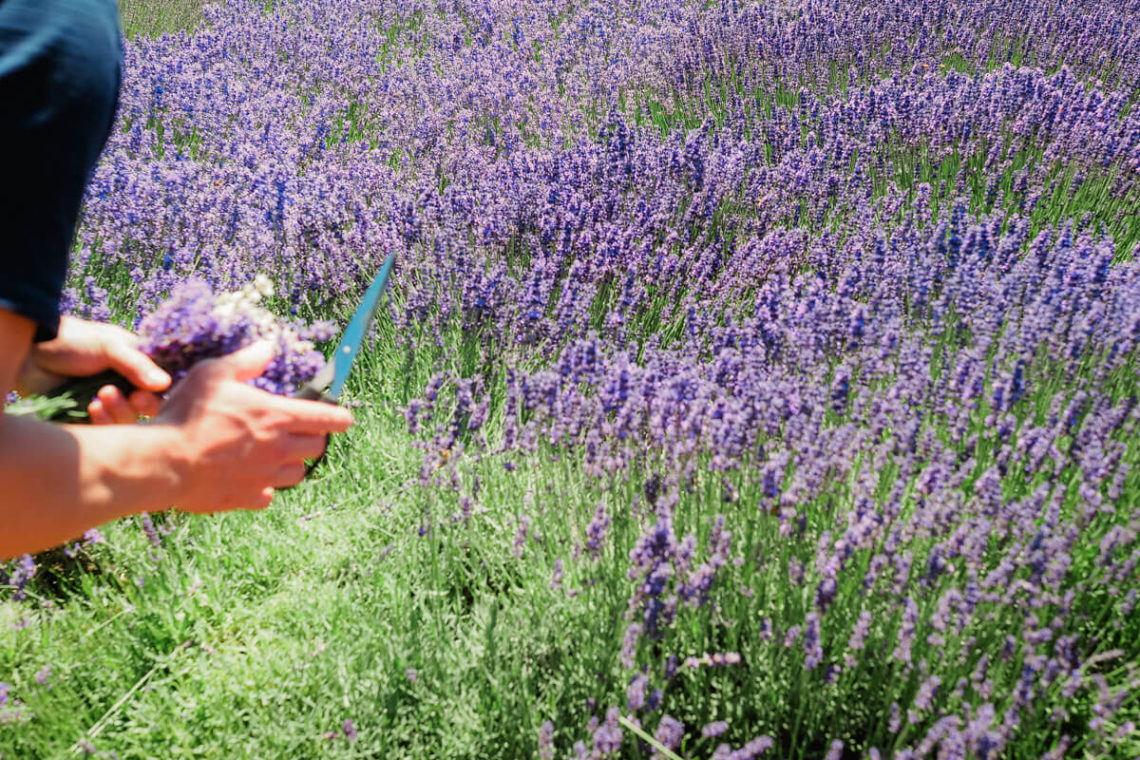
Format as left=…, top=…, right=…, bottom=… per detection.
left=0, top=0, right=122, bottom=341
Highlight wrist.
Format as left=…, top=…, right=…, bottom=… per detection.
left=0, top=413, right=189, bottom=558
left=150, top=423, right=192, bottom=508
left=73, top=423, right=186, bottom=519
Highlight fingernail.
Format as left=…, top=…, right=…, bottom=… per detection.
left=147, top=370, right=170, bottom=385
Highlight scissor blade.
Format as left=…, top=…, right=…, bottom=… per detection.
left=325, top=253, right=396, bottom=400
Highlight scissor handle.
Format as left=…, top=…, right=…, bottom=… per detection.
left=290, top=383, right=339, bottom=482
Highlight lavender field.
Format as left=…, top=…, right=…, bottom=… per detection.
left=4, top=0, right=1140, bottom=757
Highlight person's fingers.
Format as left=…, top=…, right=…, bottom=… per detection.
left=271, top=462, right=307, bottom=489
left=204, top=342, right=276, bottom=383
left=98, top=385, right=137, bottom=424
left=236, top=486, right=277, bottom=510
left=103, top=340, right=171, bottom=392
left=128, top=390, right=162, bottom=419
left=182, top=486, right=274, bottom=514
left=283, top=433, right=330, bottom=461
left=270, top=396, right=355, bottom=434
left=87, top=398, right=114, bottom=425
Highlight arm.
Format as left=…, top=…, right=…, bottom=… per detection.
left=0, top=308, right=354, bottom=560
left=0, top=399, right=182, bottom=558
left=0, top=310, right=167, bottom=555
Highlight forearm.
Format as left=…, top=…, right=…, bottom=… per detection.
left=0, top=414, right=182, bottom=560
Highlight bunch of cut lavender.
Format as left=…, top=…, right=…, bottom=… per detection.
left=137, top=276, right=333, bottom=396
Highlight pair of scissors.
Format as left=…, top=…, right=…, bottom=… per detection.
left=291, top=252, right=395, bottom=474
left=46, top=253, right=396, bottom=477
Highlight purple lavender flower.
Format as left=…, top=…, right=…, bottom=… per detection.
left=586, top=503, right=611, bottom=559
left=627, top=673, right=649, bottom=712
left=702, top=720, right=729, bottom=738
left=135, top=276, right=326, bottom=396
left=3, top=555, right=37, bottom=601
left=140, top=512, right=162, bottom=548
left=538, top=720, right=554, bottom=760
left=815, top=577, right=838, bottom=612
left=512, top=514, right=530, bottom=558
left=646, top=689, right=663, bottom=712
left=621, top=623, right=642, bottom=669
left=804, top=612, right=823, bottom=670
left=913, top=675, right=940, bottom=712
left=654, top=715, right=684, bottom=755
left=591, top=707, right=623, bottom=757
left=848, top=611, right=872, bottom=653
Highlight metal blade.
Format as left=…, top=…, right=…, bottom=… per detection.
left=324, top=253, right=396, bottom=400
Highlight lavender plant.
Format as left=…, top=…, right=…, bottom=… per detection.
left=134, top=275, right=331, bottom=395
left=2, top=0, right=1140, bottom=758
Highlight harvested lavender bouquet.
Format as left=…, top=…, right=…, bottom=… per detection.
left=25, top=277, right=333, bottom=421
left=137, top=275, right=333, bottom=396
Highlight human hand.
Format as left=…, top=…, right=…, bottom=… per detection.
left=154, top=342, right=354, bottom=513
left=17, top=316, right=170, bottom=423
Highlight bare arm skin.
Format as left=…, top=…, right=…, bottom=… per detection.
left=0, top=307, right=354, bottom=560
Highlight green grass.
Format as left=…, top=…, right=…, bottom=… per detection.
left=117, top=0, right=203, bottom=39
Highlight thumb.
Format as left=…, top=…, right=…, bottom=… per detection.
left=211, top=341, right=276, bottom=383
left=104, top=341, right=171, bottom=393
